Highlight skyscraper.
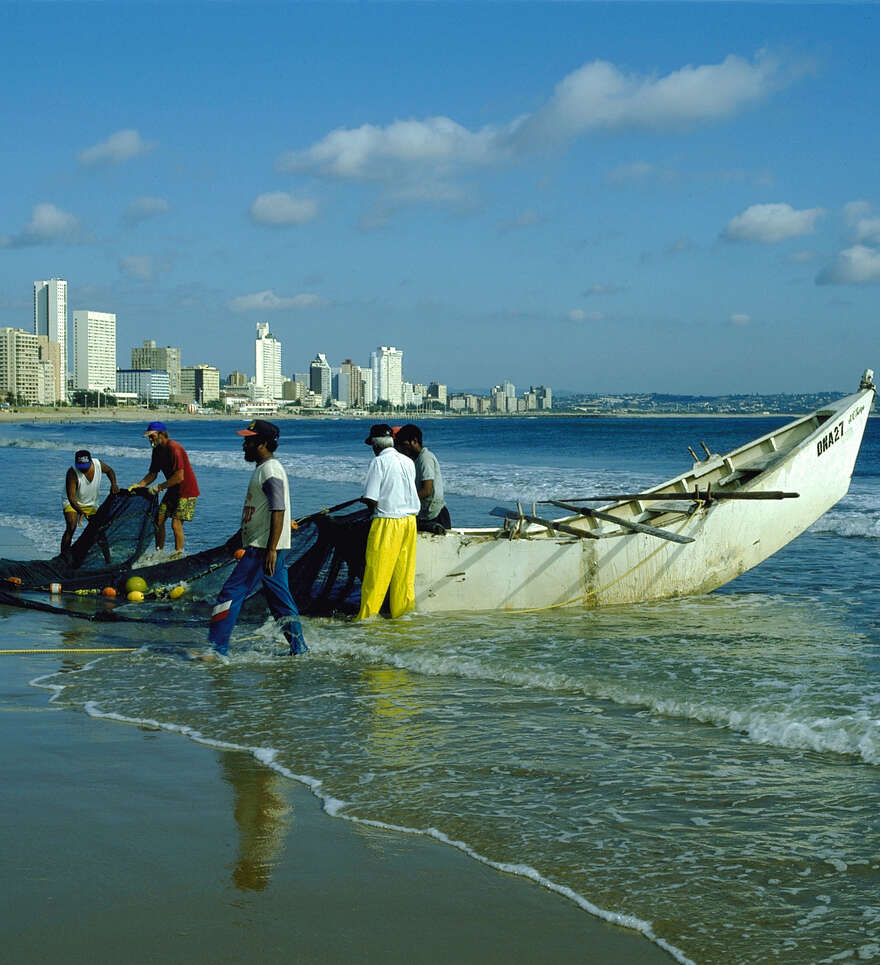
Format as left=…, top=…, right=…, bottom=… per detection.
left=309, top=352, right=331, bottom=404
left=339, top=359, right=363, bottom=407
left=370, top=346, right=403, bottom=407
left=33, top=278, right=67, bottom=397
left=73, top=311, right=117, bottom=391
left=255, top=322, right=283, bottom=400
left=131, top=339, right=182, bottom=398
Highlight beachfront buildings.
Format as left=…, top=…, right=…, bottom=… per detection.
left=0, top=328, right=57, bottom=404
left=337, top=359, right=364, bottom=408
left=370, top=345, right=403, bottom=407
left=255, top=322, right=283, bottom=400
left=33, top=278, right=67, bottom=398
left=131, top=339, right=182, bottom=399
left=116, top=368, right=171, bottom=403
left=309, top=352, right=332, bottom=404
left=180, top=364, right=220, bottom=405
left=73, top=310, right=117, bottom=393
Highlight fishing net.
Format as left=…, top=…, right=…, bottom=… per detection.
left=0, top=493, right=372, bottom=622
left=287, top=506, right=372, bottom=616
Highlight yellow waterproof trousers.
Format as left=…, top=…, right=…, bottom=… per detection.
left=356, top=515, right=417, bottom=620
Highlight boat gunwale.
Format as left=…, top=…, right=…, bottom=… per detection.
left=437, top=386, right=874, bottom=543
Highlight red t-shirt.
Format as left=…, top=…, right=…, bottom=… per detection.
left=149, top=439, right=200, bottom=498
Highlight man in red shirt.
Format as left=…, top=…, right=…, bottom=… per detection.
left=132, top=421, right=200, bottom=554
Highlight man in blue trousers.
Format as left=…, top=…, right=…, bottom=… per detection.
left=207, top=420, right=308, bottom=657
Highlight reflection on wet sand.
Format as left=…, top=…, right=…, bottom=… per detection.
left=218, top=750, right=292, bottom=892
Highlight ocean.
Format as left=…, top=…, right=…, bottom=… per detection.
left=2, top=413, right=878, bottom=964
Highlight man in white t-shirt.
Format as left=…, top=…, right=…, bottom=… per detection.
left=61, top=449, right=119, bottom=557
left=356, top=423, right=420, bottom=620
left=206, top=420, right=308, bottom=657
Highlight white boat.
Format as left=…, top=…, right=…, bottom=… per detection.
left=413, top=370, right=875, bottom=613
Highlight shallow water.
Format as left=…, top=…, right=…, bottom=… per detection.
left=4, top=413, right=879, bottom=963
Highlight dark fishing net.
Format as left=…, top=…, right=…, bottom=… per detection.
left=0, top=489, right=159, bottom=590
left=286, top=506, right=372, bottom=616
left=0, top=495, right=372, bottom=622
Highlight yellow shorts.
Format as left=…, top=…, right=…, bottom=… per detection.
left=62, top=502, right=97, bottom=517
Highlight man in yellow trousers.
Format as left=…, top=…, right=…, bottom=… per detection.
left=356, top=424, right=420, bottom=620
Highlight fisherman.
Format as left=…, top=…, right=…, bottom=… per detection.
left=61, top=449, right=119, bottom=556
left=132, top=421, right=200, bottom=554
left=356, top=423, right=420, bottom=620
left=207, top=420, right=308, bottom=657
left=394, top=423, right=451, bottom=533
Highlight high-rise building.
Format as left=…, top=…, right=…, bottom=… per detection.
left=370, top=346, right=403, bottom=407
left=531, top=385, right=552, bottom=410
left=181, top=364, right=221, bottom=404
left=73, top=310, right=117, bottom=391
left=0, top=328, right=51, bottom=404
left=427, top=382, right=447, bottom=406
left=309, top=352, right=331, bottom=404
left=225, top=370, right=248, bottom=388
left=361, top=368, right=373, bottom=406
left=116, top=369, right=171, bottom=403
left=255, top=322, right=283, bottom=400
left=131, top=339, right=182, bottom=398
left=33, top=278, right=67, bottom=397
left=338, top=359, right=363, bottom=407
left=503, top=379, right=516, bottom=400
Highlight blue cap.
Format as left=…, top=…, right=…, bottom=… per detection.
left=74, top=449, right=92, bottom=469
left=144, top=421, right=167, bottom=436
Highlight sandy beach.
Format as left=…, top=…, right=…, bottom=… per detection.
left=0, top=522, right=671, bottom=964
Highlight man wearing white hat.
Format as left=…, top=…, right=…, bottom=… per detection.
left=356, top=423, right=420, bottom=620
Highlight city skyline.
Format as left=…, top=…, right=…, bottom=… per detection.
left=2, top=5, right=879, bottom=395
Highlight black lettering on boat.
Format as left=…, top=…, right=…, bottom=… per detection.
left=816, top=421, right=845, bottom=458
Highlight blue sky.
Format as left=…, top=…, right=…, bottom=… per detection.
left=1, top=2, right=879, bottom=395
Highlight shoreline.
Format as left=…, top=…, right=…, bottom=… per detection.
left=0, top=407, right=842, bottom=424
left=1, top=661, right=671, bottom=964
left=0, top=525, right=672, bottom=965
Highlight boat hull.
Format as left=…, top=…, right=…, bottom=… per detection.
left=413, top=387, right=873, bottom=613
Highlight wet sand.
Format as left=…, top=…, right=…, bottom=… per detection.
left=0, top=529, right=672, bottom=964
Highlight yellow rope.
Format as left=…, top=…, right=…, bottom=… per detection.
left=511, top=507, right=701, bottom=613
left=0, top=647, right=137, bottom=654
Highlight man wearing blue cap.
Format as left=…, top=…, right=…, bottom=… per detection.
left=206, top=420, right=308, bottom=657
left=132, top=422, right=200, bottom=554
left=61, top=449, right=118, bottom=556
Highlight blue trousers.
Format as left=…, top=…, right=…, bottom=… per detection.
left=209, top=547, right=307, bottom=655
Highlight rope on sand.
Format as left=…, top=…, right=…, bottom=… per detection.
left=0, top=647, right=138, bottom=654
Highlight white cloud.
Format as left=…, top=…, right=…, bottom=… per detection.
left=514, top=52, right=786, bottom=147
left=123, top=196, right=170, bottom=225
left=228, top=290, right=328, bottom=313
left=816, top=245, right=880, bottom=285
left=78, top=129, right=154, bottom=166
left=120, top=255, right=168, bottom=281
left=722, top=203, right=825, bottom=243
left=852, top=216, right=880, bottom=246
left=0, top=202, right=80, bottom=247
left=843, top=200, right=872, bottom=225
left=250, top=192, right=319, bottom=226
left=278, top=51, right=792, bottom=185
left=729, top=313, right=751, bottom=326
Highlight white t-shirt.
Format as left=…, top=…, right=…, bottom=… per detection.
left=363, top=447, right=420, bottom=518
left=64, top=459, right=103, bottom=510
left=240, top=458, right=291, bottom=549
